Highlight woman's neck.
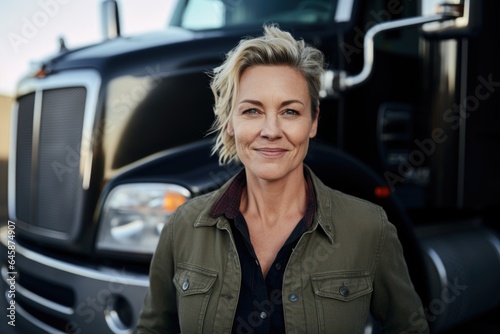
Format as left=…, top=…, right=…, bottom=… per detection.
left=240, top=167, right=307, bottom=227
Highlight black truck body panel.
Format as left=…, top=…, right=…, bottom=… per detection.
left=2, top=1, right=499, bottom=333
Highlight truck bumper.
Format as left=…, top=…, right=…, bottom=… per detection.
left=0, top=226, right=148, bottom=334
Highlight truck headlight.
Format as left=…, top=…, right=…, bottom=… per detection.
left=96, top=183, right=190, bottom=254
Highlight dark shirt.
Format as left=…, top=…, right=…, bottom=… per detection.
left=210, top=168, right=316, bottom=334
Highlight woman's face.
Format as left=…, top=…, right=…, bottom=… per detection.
left=227, top=65, right=318, bottom=182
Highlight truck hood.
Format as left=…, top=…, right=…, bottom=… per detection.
left=35, top=24, right=335, bottom=76
left=39, top=27, right=241, bottom=73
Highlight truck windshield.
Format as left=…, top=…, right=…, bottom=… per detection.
left=169, top=0, right=354, bottom=30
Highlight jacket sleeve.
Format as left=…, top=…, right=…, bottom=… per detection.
left=370, top=209, right=429, bottom=334
left=136, top=211, right=180, bottom=334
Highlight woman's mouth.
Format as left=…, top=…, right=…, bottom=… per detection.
left=255, top=148, right=287, bottom=157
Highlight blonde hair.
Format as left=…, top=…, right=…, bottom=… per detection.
left=209, top=24, right=325, bottom=165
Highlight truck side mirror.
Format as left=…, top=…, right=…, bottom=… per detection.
left=421, top=0, right=481, bottom=38
left=321, top=0, right=477, bottom=97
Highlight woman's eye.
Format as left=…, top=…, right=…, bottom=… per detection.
left=242, top=108, right=259, bottom=114
left=283, top=109, right=299, bottom=116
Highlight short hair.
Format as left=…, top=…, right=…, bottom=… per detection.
left=209, top=24, right=326, bottom=165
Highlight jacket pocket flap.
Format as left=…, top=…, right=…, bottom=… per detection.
left=311, top=271, right=372, bottom=302
left=173, top=263, right=218, bottom=297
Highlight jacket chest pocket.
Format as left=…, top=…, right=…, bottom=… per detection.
left=311, top=271, right=373, bottom=334
left=173, top=263, right=218, bottom=333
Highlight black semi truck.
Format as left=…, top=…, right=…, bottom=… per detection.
left=2, top=0, right=499, bottom=333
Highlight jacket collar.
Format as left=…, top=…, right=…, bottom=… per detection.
left=193, top=165, right=335, bottom=244
left=305, top=165, right=335, bottom=244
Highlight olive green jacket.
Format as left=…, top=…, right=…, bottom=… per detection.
left=137, top=168, right=428, bottom=334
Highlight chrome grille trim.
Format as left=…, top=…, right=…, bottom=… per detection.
left=8, top=101, right=19, bottom=220
left=9, top=70, right=101, bottom=240
left=15, top=304, right=66, bottom=334
left=31, top=90, right=43, bottom=222
left=1, top=266, right=74, bottom=316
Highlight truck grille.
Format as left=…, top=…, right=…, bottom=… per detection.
left=15, top=93, right=36, bottom=224
left=39, top=88, right=87, bottom=233
left=11, top=71, right=100, bottom=241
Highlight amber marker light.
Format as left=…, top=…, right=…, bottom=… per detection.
left=34, top=67, right=47, bottom=78
left=163, top=192, right=188, bottom=212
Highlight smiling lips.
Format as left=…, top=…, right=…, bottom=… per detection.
left=255, top=147, right=288, bottom=157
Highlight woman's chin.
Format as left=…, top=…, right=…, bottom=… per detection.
left=244, top=162, right=302, bottom=182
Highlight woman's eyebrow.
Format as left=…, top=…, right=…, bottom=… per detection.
left=280, top=99, right=305, bottom=107
left=238, top=99, right=263, bottom=106
left=238, top=99, right=305, bottom=107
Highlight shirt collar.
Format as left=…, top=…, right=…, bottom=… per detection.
left=210, top=168, right=246, bottom=220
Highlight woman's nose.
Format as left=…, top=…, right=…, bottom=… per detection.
left=260, top=114, right=282, bottom=140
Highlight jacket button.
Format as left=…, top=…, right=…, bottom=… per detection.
left=288, top=294, right=299, bottom=302
left=182, top=280, right=190, bottom=291
left=259, top=312, right=267, bottom=319
left=275, top=263, right=282, bottom=270
left=339, top=284, right=349, bottom=297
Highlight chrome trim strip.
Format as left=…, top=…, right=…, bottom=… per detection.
left=0, top=227, right=148, bottom=287
left=8, top=102, right=19, bottom=219
left=80, top=72, right=101, bottom=190
left=31, top=90, right=43, bottom=218
left=1, top=266, right=73, bottom=316
left=457, top=38, right=468, bottom=208
left=17, top=283, right=74, bottom=316
left=16, top=303, right=66, bottom=334
left=105, top=309, right=134, bottom=334
left=487, top=232, right=500, bottom=262
left=426, top=246, right=448, bottom=290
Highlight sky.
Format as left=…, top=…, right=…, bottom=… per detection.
left=0, top=0, right=175, bottom=96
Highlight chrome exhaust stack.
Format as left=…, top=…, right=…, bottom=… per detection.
left=101, top=0, right=121, bottom=40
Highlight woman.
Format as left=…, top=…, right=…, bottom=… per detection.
left=137, top=25, right=428, bottom=334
